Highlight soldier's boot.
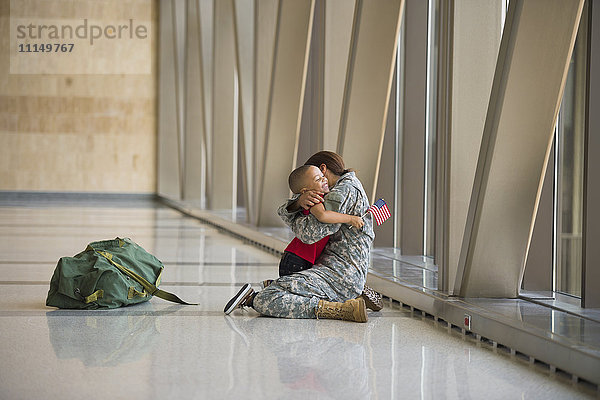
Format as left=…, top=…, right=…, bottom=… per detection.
left=359, top=285, right=383, bottom=312
left=316, top=298, right=368, bottom=323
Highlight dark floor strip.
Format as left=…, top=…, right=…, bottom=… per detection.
left=0, top=310, right=226, bottom=317
left=0, top=261, right=279, bottom=266
left=0, top=224, right=211, bottom=230
left=1, top=310, right=397, bottom=317
left=0, top=281, right=268, bottom=287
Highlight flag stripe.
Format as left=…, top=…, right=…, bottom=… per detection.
left=367, top=198, right=391, bottom=226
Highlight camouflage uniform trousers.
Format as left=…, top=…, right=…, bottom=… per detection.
left=252, top=262, right=365, bottom=319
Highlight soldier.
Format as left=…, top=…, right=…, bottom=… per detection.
left=224, top=151, right=379, bottom=322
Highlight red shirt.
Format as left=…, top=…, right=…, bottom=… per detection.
left=283, top=200, right=330, bottom=264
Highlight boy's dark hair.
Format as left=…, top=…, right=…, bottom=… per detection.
left=288, top=165, right=313, bottom=194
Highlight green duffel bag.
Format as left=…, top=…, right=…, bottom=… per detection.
left=46, top=237, right=195, bottom=309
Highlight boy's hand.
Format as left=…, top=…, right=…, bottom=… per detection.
left=298, top=190, right=324, bottom=210
left=348, top=216, right=364, bottom=229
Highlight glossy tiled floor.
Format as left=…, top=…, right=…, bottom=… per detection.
left=0, top=199, right=595, bottom=399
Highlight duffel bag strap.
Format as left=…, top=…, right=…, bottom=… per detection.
left=96, top=250, right=197, bottom=306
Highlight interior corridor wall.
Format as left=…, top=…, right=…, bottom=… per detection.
left=0, top=0, right=158, bottom=193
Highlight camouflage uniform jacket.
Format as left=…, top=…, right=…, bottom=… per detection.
left=279, top=171, right=374, bottom=288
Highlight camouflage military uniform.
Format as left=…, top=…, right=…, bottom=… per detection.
left=252, top=172, right=374, bottom=318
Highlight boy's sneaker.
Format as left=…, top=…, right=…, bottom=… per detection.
left=261, top=279, right=274, bottom=289
left=359, top=285, right=383, bottom=311
left=224, top=283, right=255, bottom=314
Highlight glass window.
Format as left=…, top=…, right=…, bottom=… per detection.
left=424, top=0, right=439, bottom=257
left=554, top=2, right=589, bottom=298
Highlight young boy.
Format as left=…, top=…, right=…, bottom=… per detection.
left=276, top=165, right=364, bottom=278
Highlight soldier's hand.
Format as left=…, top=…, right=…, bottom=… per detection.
left=298, top=190, right=324, bottom=210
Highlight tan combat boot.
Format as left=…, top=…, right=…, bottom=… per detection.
left=316, top=298, right=368, bottom=323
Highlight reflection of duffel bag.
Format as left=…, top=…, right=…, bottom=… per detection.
left=47, top=313, right=160, bottom=366
left=46, top=237, right=195, bottom=309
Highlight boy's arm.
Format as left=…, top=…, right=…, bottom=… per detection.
left=310, top=203, right=364, bottom=229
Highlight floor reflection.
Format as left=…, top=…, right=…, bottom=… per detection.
left=224, top=315, right=371, bottom=398
left=45, top=304, right=182, bottom=367
left=47, top=313, right=159, bottom=367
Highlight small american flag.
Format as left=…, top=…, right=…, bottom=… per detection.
left=365, top=198, right=391, bottom=226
